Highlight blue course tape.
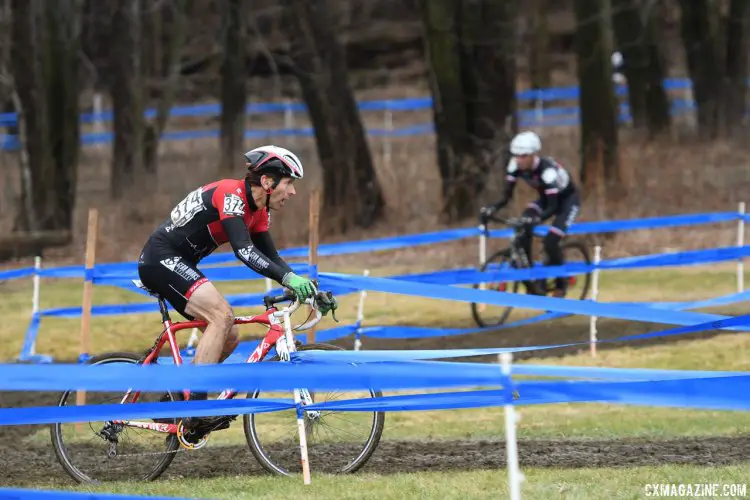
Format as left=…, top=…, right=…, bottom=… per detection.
left=291, top=311, right=750, bottom=364
left=0, top=398, right=294, bottom=426
left=0, top=77, right=707, bottom=127
left=17, top=313, right=41, bottom=362
left=318, top=272, right=745, bottom=328
left=0, top=211, right=740, bottom=281
left=0, top=488, right=184, bottom=500
left=2, top=372, right=750, bottom=427
left=0, top=358, right=510, bottom=392
left=358, top=312, right=569, bottom=340
left=0, top=267, right=35, bottom=281
left=515, top=376, right=750, bottom=412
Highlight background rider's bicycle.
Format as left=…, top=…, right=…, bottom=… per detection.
left=50, top=285, right=385, bottom=484
left=471, top=214, right=592, bottom=327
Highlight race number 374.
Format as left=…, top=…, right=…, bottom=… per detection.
left=171, top=188, right=205, bottom=227
left=644, top=483, right=747, bottom=497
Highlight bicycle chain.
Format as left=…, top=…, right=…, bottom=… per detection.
left=109, top=446, right=189, bottom=458
left=107, top=418, right=235, bottom=457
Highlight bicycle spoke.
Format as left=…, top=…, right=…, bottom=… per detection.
left=51, top=354, right=180, bottom=483
left=245, top=344, right=384, bottom=476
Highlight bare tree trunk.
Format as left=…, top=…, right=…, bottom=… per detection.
left=10, top=0, right=80, bottom=236
left=42, top=0, right=82, bottom=231
left=678, top=0, right=722, bottom=139
left=642, top=5, right=672, bottom=136
left=219, top=0, right=248, bottom=176
left=110, top=0, right=144, bottom=198
left=283, top=0, right=384, bottom=232
left=420, top=0, right=517, bottom=222
left=11, top=0, right=49, bottom=231
left=527, top=0, right=551, bottom=90
left=81, top=0, right=110, bottom=88
left=574, top=0, right=621, bottom=197
left=612, top=0, right=670, bottom=135
left=421, top=0, right=470, bottom=221
left=460, top=0, right=517, bottom=218
left=723, top=0, right=750, bottom=137
left=143, top=0, right=188, bottom=174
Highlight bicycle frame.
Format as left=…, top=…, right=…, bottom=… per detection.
left=481, top=216, right=578, bottom=293
left=109, top=294, right=321, bottom=436
left=482, top=217, right=533, bottom=269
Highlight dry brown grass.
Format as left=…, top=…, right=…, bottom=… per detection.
left=2, top=84, right=750, bottom=272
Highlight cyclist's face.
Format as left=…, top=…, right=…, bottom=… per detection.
left=515, top=154, right=534, bottom=170
left=268, top=177, right=296, bottom=210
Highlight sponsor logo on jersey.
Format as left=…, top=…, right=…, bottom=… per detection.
left=238, top=245, right=269, bottom=270
left=160, top=257, right=202, bottom=282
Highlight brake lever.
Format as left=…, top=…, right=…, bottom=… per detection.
left=315, top=290, right=340, bottom=323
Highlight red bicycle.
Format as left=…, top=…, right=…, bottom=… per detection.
left=50, top=283, right=385, bottom=484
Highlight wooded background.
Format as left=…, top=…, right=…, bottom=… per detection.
left=0, top=0, right=748, bottom=261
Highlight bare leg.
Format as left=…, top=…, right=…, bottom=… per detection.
left=200, top=325, right=240, bottom=363
left=220, top=326, right=240, bottom=362
left=195, top=325, right=239, bottom=363
left=184, top=281, right=233, bottom=365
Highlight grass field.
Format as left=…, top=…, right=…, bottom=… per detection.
left=2, top=260, right=750, bottom=498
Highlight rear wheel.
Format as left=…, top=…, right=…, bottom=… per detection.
left=244, top=343, right=385, bottom=475
left=471, top=249, right=520, bottom=327
left=543, top=240, right=592, bottom=299
left=50, top=352, right=180, bottom=484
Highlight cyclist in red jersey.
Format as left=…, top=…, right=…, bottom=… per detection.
left=136, top=145, right=337, bottom=428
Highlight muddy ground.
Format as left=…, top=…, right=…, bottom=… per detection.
left=1, top=314, right=748, bottom=489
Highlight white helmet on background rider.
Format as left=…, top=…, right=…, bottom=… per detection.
left=509, top=131, right=542, bottom=156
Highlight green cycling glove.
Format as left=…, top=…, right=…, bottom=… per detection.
left=282, top=273, right=317, bottom=302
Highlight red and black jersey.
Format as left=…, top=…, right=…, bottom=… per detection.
left=144, top=178, right=292, bottom=283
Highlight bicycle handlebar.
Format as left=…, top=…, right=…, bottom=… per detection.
left=262, top=284, right=338, bottom=332
left=480, top=213, right=526, bottom=228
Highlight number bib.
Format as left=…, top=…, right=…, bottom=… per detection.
left=171, top=188, right=206, bottom=227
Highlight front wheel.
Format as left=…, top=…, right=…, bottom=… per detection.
left=243, top=343, right=385, bottom=476
left=471, top=249, right=521, bottom=327
left=49, top=352, right=180, bottom=484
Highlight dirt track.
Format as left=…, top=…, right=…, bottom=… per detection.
left=2, top=314, right=748, bottom=488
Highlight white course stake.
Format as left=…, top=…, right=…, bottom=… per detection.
left=383, top=105, right=393, bottom=173
left=500, top=352, right=522, bottom=500
left=589, top=245, right=602, bottom=357
left=478, top=223, right=488, bottom=312
left=294, top=387, right=311, bottom=485
left=284, top=99, right=296, bottom=148
left=30, top=256, right=42, bottom=355
left=286, top=309, right=312, bottom=485
left=32, top=256, right=41, bottom=314
left=186, top=329, right=200, bottom=350
left=93, top=93, right=104, bottom=151
left=737, top=202, right=745, bottom=293
left=354, top=269, right=370, bottom=351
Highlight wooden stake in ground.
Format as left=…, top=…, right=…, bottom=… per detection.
left=77, top=208, right=99, bottom=407
left=307, top=189, right=320, bottom=344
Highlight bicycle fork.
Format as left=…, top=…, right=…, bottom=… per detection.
left=275, top=310, right=320, bottom=420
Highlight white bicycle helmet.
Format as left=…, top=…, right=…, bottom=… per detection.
left=509, top=131, right=542, bottom=156
left=244, top=145, right=304, bottom=179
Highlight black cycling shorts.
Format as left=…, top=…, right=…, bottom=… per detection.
left=137, top=236, right=208, bottom=321
left=524, top=192, right=581, bottom=237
